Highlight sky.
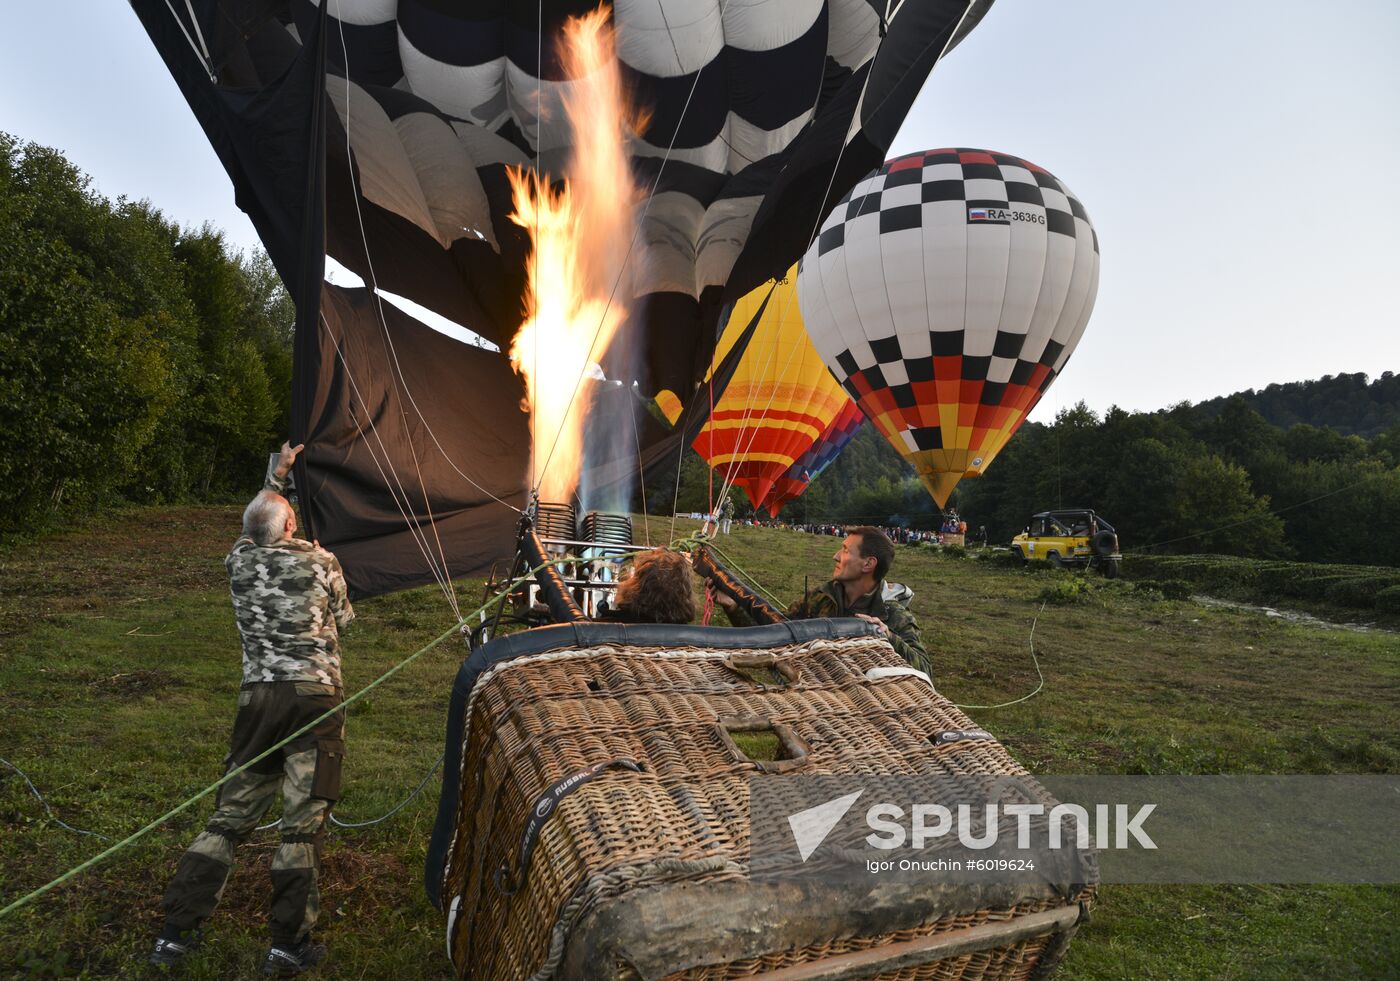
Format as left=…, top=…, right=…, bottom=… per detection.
left=2, top=1, right=1398, bottom=423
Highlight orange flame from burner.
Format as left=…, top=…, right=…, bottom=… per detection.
left=508, top=8, right=643, bottom=504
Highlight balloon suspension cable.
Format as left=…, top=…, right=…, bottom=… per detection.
left=328, top=2, right=521, bottom=517
left=713, top=284, right=804, bottom=514
left=320, top=315, right=460, bottom=614
left=533, top=0, right=731, bottom=500
left=532, top=0, right=542, bottom=494
left=627, top=390, right=652, bottom=545
left=161, top=0, right=216, bottom=81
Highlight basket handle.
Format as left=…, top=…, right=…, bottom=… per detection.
left=715, top=715, right=811, bottom=774
left=720, top=653, right=802, bottom=685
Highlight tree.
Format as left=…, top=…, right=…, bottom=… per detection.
left=0, top=136, right=177, bottom=526
left=1164, top=455, right=1289, bottom=558
left=0, top=133, right=294, bottom=534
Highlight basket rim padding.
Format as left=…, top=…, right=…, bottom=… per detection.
left=561, top=870, right=1092, bottom=979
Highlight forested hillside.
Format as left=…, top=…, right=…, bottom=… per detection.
left=756, top=392, right=1400, bottom=566
left=1194, top=372, right=1400, bottom=437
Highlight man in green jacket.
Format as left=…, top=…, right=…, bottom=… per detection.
left=710, top=526, right=930, bottom=676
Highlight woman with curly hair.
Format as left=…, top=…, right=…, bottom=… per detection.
left=606, top=549, right=697, bottom=624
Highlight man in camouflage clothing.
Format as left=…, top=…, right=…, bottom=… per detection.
left=709, top=526, right=930, bottom=675
left=151, top=442, right=353, bottom=975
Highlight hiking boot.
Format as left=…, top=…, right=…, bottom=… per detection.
left=149, top=929, right=202, bottom=968
left=262, top=938, right=327, bottom=976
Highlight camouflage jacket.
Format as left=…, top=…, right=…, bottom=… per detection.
left=724, top=579, right=930, bottom=676
left=227, top=473, right=355, bottom=687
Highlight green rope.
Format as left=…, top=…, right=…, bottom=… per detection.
left=0, top=540, right=694, bottom=920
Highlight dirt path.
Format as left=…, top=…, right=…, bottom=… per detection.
left=1192, top=594, right=1398, bottom=635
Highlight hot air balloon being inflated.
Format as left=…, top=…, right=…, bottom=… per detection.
left=797, top=148, right=1100, bottom=507
left=132, top=1, right=995, bottom=595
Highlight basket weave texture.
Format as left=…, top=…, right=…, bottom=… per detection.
left=441, top=634, right=1096, bottom=979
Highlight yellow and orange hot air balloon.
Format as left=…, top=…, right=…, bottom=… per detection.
left=764, top=399, right=866, bottom=515
left=689, top=266, right=855, bottom=515
left=797, top=149, right=1100, bottom=506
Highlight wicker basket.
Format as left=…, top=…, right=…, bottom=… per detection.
left=427, top=621, right=1096, bottom=979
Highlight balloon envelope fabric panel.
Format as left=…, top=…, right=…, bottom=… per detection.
left=797, top=149, right=1099, bottom=506
left=765, top=399, right=866, bottom=515
left=693, top=268, right=850, bottom=512
left=286, top=0, right=996, bottom=391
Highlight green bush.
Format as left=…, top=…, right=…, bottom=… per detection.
left=1375, top=585, right=1400, bottom=615
left=1122, top=552, right=1400, bottom=611
left=938, top=543, right=967, bottom=559
left=1038, top=577, right=1097, bottom=605
left=1133, top=579, right=1192, bottom=601
left=1322, top=577, right=1393, bottom=610
left=0, top=134, right=293, bottom=534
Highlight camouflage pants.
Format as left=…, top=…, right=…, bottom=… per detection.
left=160, top=681, right=346, bottom=944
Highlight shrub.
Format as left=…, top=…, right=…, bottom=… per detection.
left=1133, top=579, right=1192, bottom=601
left=1322, top=577, right=1392, bottom=610
left=1037, top=577, right=1096, bottom=605
left=938, top=543, right=967, bottom=559
left=1375, top=585, right=1400, bottom=615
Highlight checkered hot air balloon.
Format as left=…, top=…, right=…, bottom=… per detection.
left=692, top=266, right=854, bottom=515
left=797, top=149, right=1100, bottom=507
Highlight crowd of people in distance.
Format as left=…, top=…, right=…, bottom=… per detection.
left=733, top=520, right=953, bottom=546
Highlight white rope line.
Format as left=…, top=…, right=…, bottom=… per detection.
left=181, top=0, right=213, bottom=67
left=319, top=314, right=460, bottom=609
left=951, top=600, right=1048, bottom=710
left=713, top=287, right=800, bottom=505
left=333, top=11, right=462, bottom=616
left=161, top=0, right=215, bottom=80
left=319, top=313, right=460, bottom=611
left=668, top=404, right=689, bottom=544
left=714, top=286, right=807, bottom=510
left=800, top=0, right=978, bottom=257
left=711, top=292, right=788, bottom=505
left=715, top=1, right=980, bottom=519
left=694, top=0, right=968, bottom=522
left=627, top=388, right=652, bottom=546
left=533, top=0, right=732, bottom=497
left=327, top=11, right=459, bottom=615
left=533, top=0, right=543, bottom=494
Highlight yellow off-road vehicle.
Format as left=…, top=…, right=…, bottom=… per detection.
left=1011, top=509, right=1122, bottom=577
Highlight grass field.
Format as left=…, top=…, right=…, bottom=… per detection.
left=2, top=509, right=1397, bottom=978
